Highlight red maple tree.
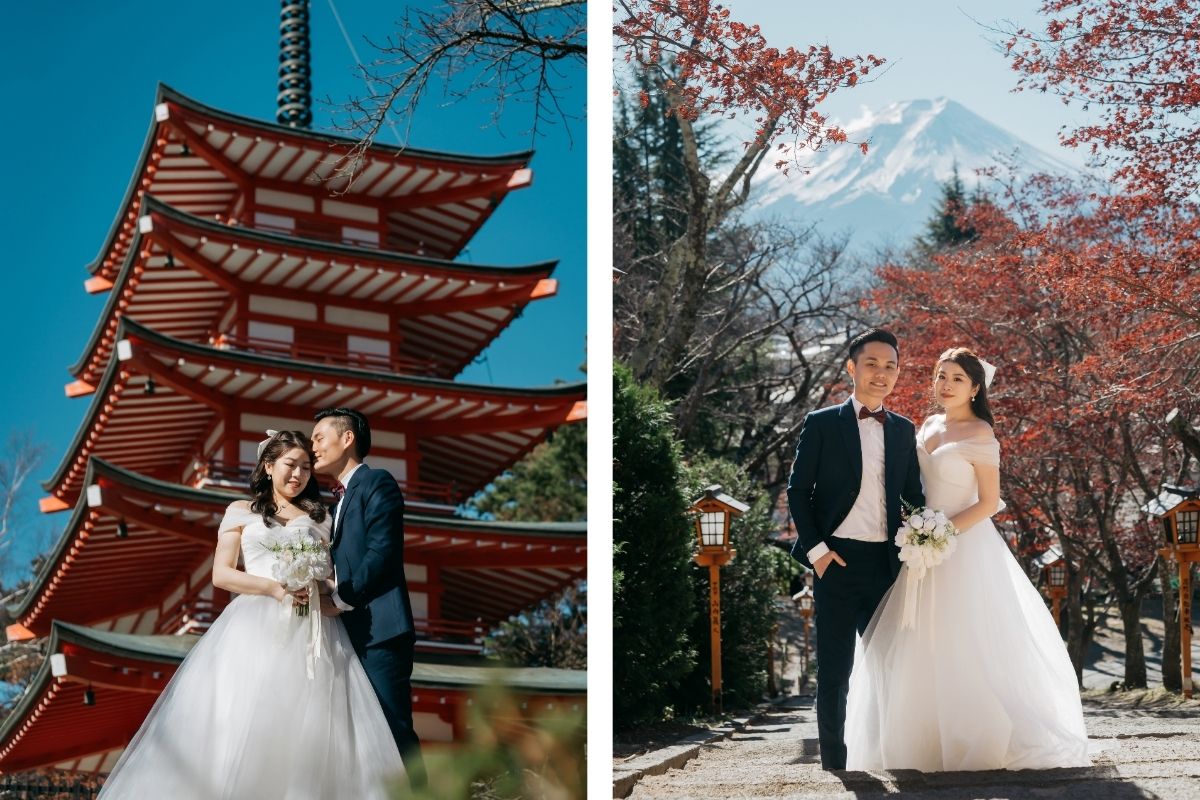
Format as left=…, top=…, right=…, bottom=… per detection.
left=612, top=0, right=884, bottom=169
left=1004, top=0, right=1200, bottom=199
left=875, top=192, right=1172, bottom=686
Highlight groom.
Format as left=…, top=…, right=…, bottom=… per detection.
left=786, top=329, right=925, bottom=770
left=312, top=407, right=425, bottom=787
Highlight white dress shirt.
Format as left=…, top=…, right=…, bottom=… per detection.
left=807, top=397, right=889, bottom=564
left=330, top=462, right=365, bottom=611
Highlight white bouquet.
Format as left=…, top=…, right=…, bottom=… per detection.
left=266, top=528, right=332, bottom=617
left=895, top=501, right=959, bottom=629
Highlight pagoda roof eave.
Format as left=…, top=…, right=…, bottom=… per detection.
left=118, top=315, right=585, bottom=396
left=22, top=456, right=585, bottom=635
left=16, top=457, right=237, bottom=621
left=408, top=514, right=586, bottom=538
left=69, top=197, right=560, bottom=379
left=0, top=620, right=582, bottom=774
left=47, top=317, right=584, bottom=495
left=0, top=617, right=578, bottom=763
left=406, top=661, right=586, bottom=694
left=83, top=105, right=160, bottom=277
left=144, top=195, right=558, bottom=275
left=43, top=456, right=585, bottom=545
left=86, top=84, right=535, bottom=277
left=37, top=620, right=584, bottom=692
left=45, top=620, right=197, bottom=664
left=159, top=83, right=533, bottom=168
left=0, top=620, right=198, bottom=770
left=8, top=487, right=91, bottom=620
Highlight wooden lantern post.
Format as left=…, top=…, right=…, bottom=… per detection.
left=1144, top=485, right=1200, bottom=698
left=792, top=587, right=815, bottom=680
left=689, top=485, right=749, bottom=715
left=800, top=570, right=814, bottom=593
left=1043, top=558, right=1068, bottom=629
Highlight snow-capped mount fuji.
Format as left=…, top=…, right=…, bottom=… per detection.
left=749, top=98, right=1081, bottom=248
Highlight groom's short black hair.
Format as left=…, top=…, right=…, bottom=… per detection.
left=847, top=328, right=899, bottom=364
left=314, top=407, right=372, bottom=460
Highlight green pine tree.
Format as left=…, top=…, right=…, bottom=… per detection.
left=467, top=422, right=586, bottom=522
left=921, top=165, right=978, bottom=250
left=613, top=365, right=697, bottom=728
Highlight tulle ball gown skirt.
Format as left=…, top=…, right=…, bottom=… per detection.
left=845, top=518, right=1091, bottom=772
left=98, top=594, right=405, bottom=799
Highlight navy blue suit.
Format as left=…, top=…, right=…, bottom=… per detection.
left=331, top=464, right=423, bottom=781
left=786, top=397, right=924, bottom=769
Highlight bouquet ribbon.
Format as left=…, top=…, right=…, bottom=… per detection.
left=276, top=579, right=327, bottom=680
left=901, top=559, right=937, bottom=651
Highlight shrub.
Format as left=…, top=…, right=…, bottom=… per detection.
left=613, top=365, right=697, bottom=728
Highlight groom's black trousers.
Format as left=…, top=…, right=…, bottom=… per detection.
left=813, top=539, right=894, bottom=770
left=353, top=632, right=426, bottom=786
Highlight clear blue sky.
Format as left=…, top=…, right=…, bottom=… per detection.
left=722, top=0, right=1091, bottom=168
left=0, top=1, right=585, bottom=577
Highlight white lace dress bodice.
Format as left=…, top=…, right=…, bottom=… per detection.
left=844, top=425, right=1091, bottom=772
left=218, top=505, right=330, bottom=579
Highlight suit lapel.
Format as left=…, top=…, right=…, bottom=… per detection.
left=838, top=398, right=863, bottom=484
left=330, top=500, right=343, bottom=548
left=332, top=466, right=367, bottom=548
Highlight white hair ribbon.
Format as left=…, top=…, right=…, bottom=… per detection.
left=979, top=359, right=997, bottom=388
left=256, top=429, right=280, bottom=460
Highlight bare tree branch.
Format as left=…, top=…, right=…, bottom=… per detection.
left=323, top=0, right=585, bottom=191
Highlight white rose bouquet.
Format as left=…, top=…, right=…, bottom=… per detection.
left=895, top=501, right=959, bottom=629
left=266, top=528, right=332, bottom=617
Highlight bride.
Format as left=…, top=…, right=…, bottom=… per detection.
left=845, top=348, right=1091, bottom=771
left=98, top=430, right=404, bottom=799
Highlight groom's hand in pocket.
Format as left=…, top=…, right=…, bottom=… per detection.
left=319, top=595, right=342, bottom=617
left=813, top=550, right=846, bottom=579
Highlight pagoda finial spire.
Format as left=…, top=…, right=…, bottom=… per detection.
left=277, top=0, right=312, bottom=128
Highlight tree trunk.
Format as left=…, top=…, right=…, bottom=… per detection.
left=625, top=93, right=777, bottom=391
left=1120, top=597, right=1149, bottom=688
left=1064, top=568, right=1089, bottom=685
left=1161, top=554, right=1182, bottom=692
left=1166, top=408, right=1200, bottom=464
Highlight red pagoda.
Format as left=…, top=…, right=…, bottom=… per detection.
left=0, top=83, right=586, bottom=777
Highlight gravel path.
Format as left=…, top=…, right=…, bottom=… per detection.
left=628, top=697, right=1200, bottom=799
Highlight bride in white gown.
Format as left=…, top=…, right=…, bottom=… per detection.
left=99, top=430, right=404, bottom=799
left=845, top=348, right=1091, bottom=772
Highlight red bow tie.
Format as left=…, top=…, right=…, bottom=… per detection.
left=331, top=481, right=346, bottom=501
left=858, top=406, right=887, bottom=424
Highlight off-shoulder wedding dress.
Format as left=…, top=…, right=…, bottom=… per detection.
left=844, top=429, right=1091, bottom=771
left=98, top=505, right=404, bottom=799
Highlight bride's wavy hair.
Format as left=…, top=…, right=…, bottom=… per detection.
left=249, top=430, right=328, bottom=525
left=933, top=347, right=995, bottom=427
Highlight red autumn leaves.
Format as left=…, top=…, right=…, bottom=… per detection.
left=613, top=0, right=884, bottom=168
left=1006, top=0, right=1200, bottom=200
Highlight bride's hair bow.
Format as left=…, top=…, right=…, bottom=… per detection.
left=257, top=429, right=280, bottom=460
left=979, top=359, right=997, bottom=388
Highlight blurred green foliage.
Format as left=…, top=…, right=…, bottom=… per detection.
left=390, top=683, right=585, bottom=800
